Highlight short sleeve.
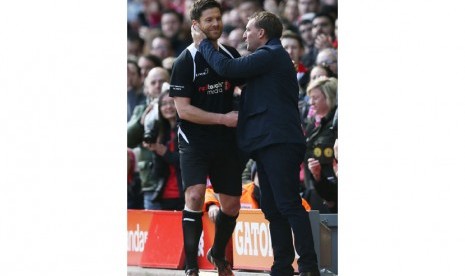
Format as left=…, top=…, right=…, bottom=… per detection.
left=169, top=52, right=194, bottom=98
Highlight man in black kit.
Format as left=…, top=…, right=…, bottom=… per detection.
left=169, top=1, right=245, bottom=275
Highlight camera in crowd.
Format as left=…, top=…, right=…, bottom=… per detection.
left=143, top=122, right=159, bottom=144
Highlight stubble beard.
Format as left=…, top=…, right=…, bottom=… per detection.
left=199, top=24, right=222, bottom=42
left=206, top=31, right=221, bottom=42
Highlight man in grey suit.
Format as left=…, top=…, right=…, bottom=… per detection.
left=192, top=11, right=320, bottom=276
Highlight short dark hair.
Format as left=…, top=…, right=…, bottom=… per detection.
left=298, top=19, right=313, bottom=27
left=250, top=11, right=283, bottom=40
left=312, top=12, right=335, bottom=27
left=127, top=30, right=144, bottom=47
left=311, top=64, right=337, bottom=79
left=281, top=30, right=304, bottom=49
left=127, top=60, right=141, bottom=76
left=142, top=54, right=163, bottom=68
left=190, top=0, right=222, bottom=21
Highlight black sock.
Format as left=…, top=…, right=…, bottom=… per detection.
left=182, top=210, right=203, bottom=270
left=212, top=210, right=238, bottom=259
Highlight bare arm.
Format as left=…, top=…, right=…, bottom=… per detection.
left=174, top=96, right=238, bottom=127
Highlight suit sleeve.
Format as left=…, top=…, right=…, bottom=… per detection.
left=199, top=40, right=273, bottom=79
left=224, top=46, right=246, bottom=87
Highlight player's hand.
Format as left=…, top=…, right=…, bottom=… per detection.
left=220, top=111, right=238, bottom=127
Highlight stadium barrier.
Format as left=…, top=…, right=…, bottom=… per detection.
left=127, top=209, right=337, bottom=273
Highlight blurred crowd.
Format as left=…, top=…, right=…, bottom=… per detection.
left=127, top=0, right=338, bottom=214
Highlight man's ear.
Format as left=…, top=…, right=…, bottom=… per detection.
left=258, top=28, right=265, bottom=39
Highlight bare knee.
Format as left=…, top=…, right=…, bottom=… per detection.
left=185, top=184, right=206, bottom=211
left=218, top=194, right=241, bottom=216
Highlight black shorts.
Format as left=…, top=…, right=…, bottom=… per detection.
left=179, top=139, right=244, bottom=196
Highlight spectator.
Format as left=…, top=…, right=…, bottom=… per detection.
left=298, top=0, right=320, bottom=18
left=183, top=0, right=195, bottom=22
left=128, top=67, right=171, bottom=210
left=302, top=64, right=336, bottom=128
left=128, top=148, right=143, bottom=209
left=298, top=18, right=319, bottom=68
left=221, top=0, right=237, bottom=10
left=162, top=56, right=176, bottom=74
left=150, top=35, right=175, bottom=60
left=303, top=76, right=337, bottom=213
left=238, top=0, right=263, bottom=28
left=307, top=138, right=338, bottom=213
left=139, top=27, right=162, bottom=55
left=127, top=60, right=146, bottom=121
left=145, top=67, right=170, bottom=104
left=160, top=9, right=192, bottom=56
left=281, top=30, right=310, bottom=94
left=160, top=0, right=185, bottom=13
left=263, top=0, right=280, bottom=14
left=309, top=64, right=335, bottom=82
left=128, top=0, right=144, bottom=33
left=311, top=12, right=335, bottom=51
left=128, top=30, right=145, bottom=59
left=281, top=30, right=311, bottom=125
left=303, top=64, right=336, bottom=125
left=227, top=27, right=246, bottom=48
left=222, top=8, right=243, bottom=29
left=297, top=14, right=314, bottom=46
left=143, top=90, right=184, bottom=210
left=141, top=67, right=170, bottom=141
left=315, top=47, right=337, bottom=77
left=137, top=0, right=162, bottom=28
left=282, top=0, right=300, bottom=28
left=137, top=54, right=163, bottom=83
left=320, top=4, right=337, bottom=26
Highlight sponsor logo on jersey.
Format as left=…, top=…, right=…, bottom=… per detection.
left=195, top=68, right=209, bottom=77
left=198, top=81, right=231, bottom=95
